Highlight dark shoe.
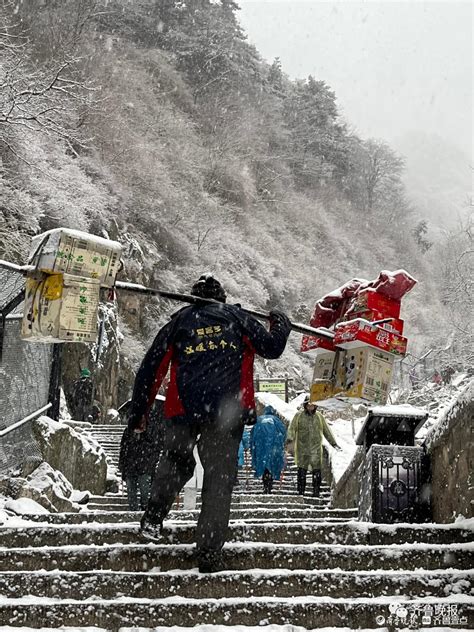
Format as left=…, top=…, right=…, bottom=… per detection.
left=197, top=549, right=224, bottom=573
left=140, top=514, right=163, bottom=542
left=312, top=469, right=322, bottom=498
left=297, top=467, right=307, bottom=495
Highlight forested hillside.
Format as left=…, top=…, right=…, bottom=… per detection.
left=1, top=0, right=471, bottom=403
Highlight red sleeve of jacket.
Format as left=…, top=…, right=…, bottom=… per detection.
left=127, top=320, right=175, bottom=430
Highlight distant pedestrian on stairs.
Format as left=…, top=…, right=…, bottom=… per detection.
left=119, top=412, right=164, bottom=511
left=250, top=406, right=287, bottom=494
left=126, top=273, right=291, bottom=573
left=287, top=397, right=340, bottom=497
left=71, top=368, right=94, bottom=421
left=235, top=427, right=251, bottom=487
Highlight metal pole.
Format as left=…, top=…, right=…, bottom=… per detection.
left=114, top=280, right=334, bottom=340
left=47, top=344, right=62, bottom=421
left=0, top=259, right=334, bottom=341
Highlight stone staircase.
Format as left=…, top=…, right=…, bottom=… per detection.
left=2, top=422, right=469, bottom=629
left=0, top=497, right=472, bottom=629
left=85, top=421, right=334, bottom=510
left=88, top=422, right=125, bottom=473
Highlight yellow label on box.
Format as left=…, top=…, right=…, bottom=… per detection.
left=43, top=274, right=63, bottom=301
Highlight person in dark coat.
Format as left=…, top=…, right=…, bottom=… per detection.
left=72, top=368, right=93, bottom=421
left=235, top=427, right=251, bottom=487
left=119, top=412, right=164, bottom=511
left=126, top=273, right=291, bottom=573
left=250, top=405, right=287, bottom=494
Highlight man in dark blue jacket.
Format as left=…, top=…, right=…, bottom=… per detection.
left=126, top=274, right=291, bottom=572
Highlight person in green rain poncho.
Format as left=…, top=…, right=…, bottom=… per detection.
left=287, top=397, right=341, bottom=497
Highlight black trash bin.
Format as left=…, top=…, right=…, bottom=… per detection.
left=356, top=406, right=430, bottom=523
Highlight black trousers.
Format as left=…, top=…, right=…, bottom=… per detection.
left=147, top=413, right=244, bottom=553
left=297, top=467, right=322, bottom=496
left=262, top=468, right=273, bottom=494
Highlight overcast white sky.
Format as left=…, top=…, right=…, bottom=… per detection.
left=237, top=1, right=473, bottom=159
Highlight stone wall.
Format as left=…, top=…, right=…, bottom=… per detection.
left=330, top=381, right=474, bottom=522
left=424, top=380, right=474, bottom=523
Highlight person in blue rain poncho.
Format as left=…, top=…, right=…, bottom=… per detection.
left=250, top=405, right=287, bottom=494
left=235, top=427, right=251, bottom=486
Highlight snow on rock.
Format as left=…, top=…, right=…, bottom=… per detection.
left=119, top=627, right=386, bottom=632
left=33, top=416, right=108, bottom=495
left=59, top=387, right=72, bottom=421
left=4, top=497, right=49, bottom=515
left=423, top=378, right=474, bottom=449
left=14, top=461, right=80, bottom=513
left=0, top=506, right=9, bottom=524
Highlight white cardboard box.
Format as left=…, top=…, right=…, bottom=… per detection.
left=335, top=346, right=395, bottom=405
left=29, top=229, right=122, bottom=288
left=312, top=350, right=336, bottom=382
left=22, top=272, right=101, bottom=343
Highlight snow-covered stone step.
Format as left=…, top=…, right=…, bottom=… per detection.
left=84, top=504, right=343, bottom=518
left=88, top=491, right=330, bottom=502
left=0, top=541, right=472, bottom=573
left=84, top=499, right=331, bottom=512
left=84, top=494, right=332, bottom=513
left=233, top=491, right=332, bottom=501
left=0, top=626, right=468, bottom=632
left=1, top=595, right=472, bottom=629
left=88, top=495, right=129, bottom=504
left=4, top=521, right=473, bottom=547
left=234, top=492, right=331, bottom=501
left=241, top=483, right=328, bottom=491
left=23, top=512, right=351, bottom=525
left=84, top=504, right=332, bottom=518
left=0, top=568, right=471, bottom=601
left=237, top=484, right=331, bottom=494
left=89, top=425, right=126, bottom=431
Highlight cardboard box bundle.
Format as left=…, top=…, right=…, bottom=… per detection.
left=310, top=380, right=336, bottom=402
left=306, top=274, right=415, bottom=405
left=345, top=288, right=401, bottom=319
left=22, top=273, right=101, bottom=343
left=22, top=229, right=122, bottom=343
left=355, top=313, right=404, bottom=335
left=334, top=346, right=395, bottom=405
left=334, top=319, right=407, bottom=356
left=28, top=228, right=122, bottom=287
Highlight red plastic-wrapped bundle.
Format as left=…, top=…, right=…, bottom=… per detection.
left=301, top=279, right=368, bottom=352
left=369, top=269, right=417, bottom=300
left=310, top=279, right=368, bottom=328
left=300, top=270, right=417, bottom=353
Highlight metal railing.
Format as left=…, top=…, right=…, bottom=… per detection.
left=0, top=404, right=51, bottom=476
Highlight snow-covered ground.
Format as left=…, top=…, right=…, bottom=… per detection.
left=0, top=626, right=471, bottom=632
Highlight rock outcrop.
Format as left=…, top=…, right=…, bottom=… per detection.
left=33, top=416, right=108, bottom=495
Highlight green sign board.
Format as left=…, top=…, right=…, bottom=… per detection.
left=256, top=378, right=288, bottom=402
